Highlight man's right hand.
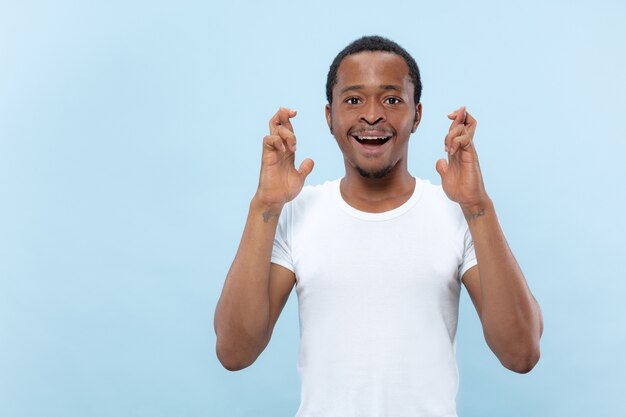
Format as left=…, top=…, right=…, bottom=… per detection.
left=216, top=107, right=309, bottom=369
left=255, top=107, right=314, bottom=212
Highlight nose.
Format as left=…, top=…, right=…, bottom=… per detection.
left=360, top=100, right=386, bottom=125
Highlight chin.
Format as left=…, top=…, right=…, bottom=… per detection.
left=356, top=164, right=394, bottom=179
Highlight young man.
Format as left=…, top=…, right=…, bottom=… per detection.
left=214, top=36, right=543, bottom=417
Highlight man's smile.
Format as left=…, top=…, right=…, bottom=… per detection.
left=349, top=128, right=394, bottom=154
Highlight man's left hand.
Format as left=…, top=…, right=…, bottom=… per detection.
left=436, top=106, right=489, bottom=211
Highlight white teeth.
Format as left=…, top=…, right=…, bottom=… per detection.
left=357, top=136, right=389, bottom=140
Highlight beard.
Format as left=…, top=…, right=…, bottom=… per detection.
left=356, top=163, right=394, bottom=179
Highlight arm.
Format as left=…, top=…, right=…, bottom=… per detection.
left=461, top=202, right=543, bottom=373
left=214, top=199, right=294, bottom=371
left=436, top=107, right=542, bottom=373
left=214, top=107, right=314, bottom=371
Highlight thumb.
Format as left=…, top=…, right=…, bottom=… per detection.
left=435, top=158, right=448, bottom=180
left=298, top=158, right=314, bottom=179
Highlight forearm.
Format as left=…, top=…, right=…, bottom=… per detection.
left=214, top=196, right=284, bottom=367
left=463, top=198, right=542, bottom=371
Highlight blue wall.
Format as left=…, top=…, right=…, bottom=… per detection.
left=1, top=1, right=625, bottom=416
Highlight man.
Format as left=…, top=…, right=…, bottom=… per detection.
left=214, top=35, right=543, bottom=416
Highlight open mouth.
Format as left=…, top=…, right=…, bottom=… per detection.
left=352, top=135, right=392, bottom=146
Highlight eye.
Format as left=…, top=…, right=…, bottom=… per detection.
left=345, top=97, right=361, bottom=105
left=385, top=97, right=402, bottom=105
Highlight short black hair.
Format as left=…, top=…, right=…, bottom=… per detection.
left=326, top=35, right=422, bottom=107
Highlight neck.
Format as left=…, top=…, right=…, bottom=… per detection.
left=340, top=163, right=415, bottom=213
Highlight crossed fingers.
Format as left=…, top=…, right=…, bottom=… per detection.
left=270, top=107, right=295, bottom=133
left=264, top=107, right=297, bottom=153
left=445, top=106, right=477, bottom=156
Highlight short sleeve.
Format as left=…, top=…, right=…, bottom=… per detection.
left=271, top=202, right=295, bottom=273
left=458, top=224, right=478, bottom=281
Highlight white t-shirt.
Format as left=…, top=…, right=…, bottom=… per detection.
left=271, top=177, right=477, bottom=417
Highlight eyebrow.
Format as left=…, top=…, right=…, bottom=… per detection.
left=339, top=84, right=403, bottom=94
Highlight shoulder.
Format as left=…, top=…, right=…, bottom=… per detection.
left=298, top=178, right=339, bottom=197
left=418, top=179, right=448, bottom=206
left=278, top=178, right=339, bottom=223
left=290, top=178, right=339, bottom=208
left=418, top=178, right=466, bottom=225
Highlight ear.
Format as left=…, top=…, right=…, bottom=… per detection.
left=325, top=103, right=333, bottom=133
left=411, top=102, right=422, bottom=133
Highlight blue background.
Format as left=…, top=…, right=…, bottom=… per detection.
left=1, top=1, right=625, bottom=416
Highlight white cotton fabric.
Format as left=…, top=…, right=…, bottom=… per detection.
left=271, top=178, right=477, bottom=417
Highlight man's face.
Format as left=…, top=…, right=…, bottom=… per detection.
left=326, top=51, right=421, bottom=179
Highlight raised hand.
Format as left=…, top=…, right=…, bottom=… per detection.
left=255, top=107, right=314, bottom=210
left=435, top=106, right=488, bottom=210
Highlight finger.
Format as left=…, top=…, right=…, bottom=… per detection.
left=276, top=124, right=297, bottom=152
left=444, top=124, right=466, bottom=153
left=435, top=158, right=448, bottom=179
left=447, top=105, right=467, bottom=129
left=263, top=134, right=286, bottom=152
left=269, top=106, right=295, bottom=127
left=450, top=133, right=473, bottom=156
left=269, top=107, right=297, bottom=135
left=446, top=105, right=464, bottom=119
left=298, top=158, right=314, bottom=179
left=447, top=108, right=459, bottom=119
left=464, top=111, right=477, bottom=135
